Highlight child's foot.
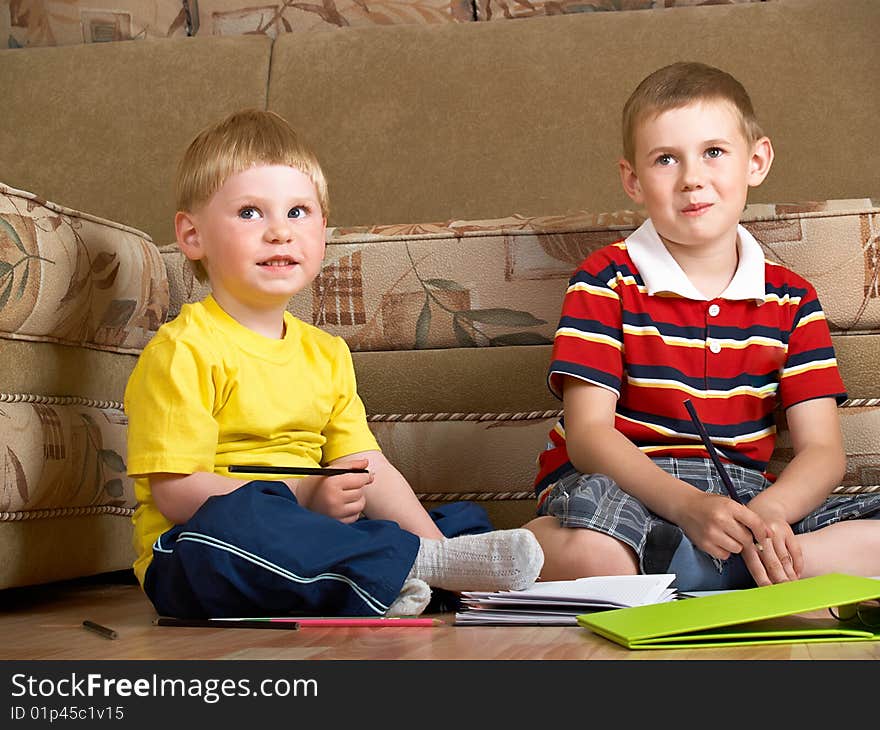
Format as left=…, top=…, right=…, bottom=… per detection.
left=409, top=528, right=544, bottom=592
left=385, top=578, right=432, bottom=616
left=642, top=522, right=753, bottom=591
left=642, top=522, right=683, bottom=575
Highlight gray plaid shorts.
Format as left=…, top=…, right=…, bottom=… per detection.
left=536, top=457, right=880, bottom=566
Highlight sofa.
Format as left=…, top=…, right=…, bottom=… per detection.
left=0, top=0, right=877, bottom=590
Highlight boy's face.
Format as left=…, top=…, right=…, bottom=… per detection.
left=176, top=164, right=326, bottom=319
left=619, top=100, right=772, bottom=253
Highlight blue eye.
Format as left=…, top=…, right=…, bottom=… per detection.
left=289, top=206, right=307, bottom=219
left=706, top=147, right=723, bottom=158
left=656, top=154, right=675, bottom=166
left=239, top=207, right=261, bottom=220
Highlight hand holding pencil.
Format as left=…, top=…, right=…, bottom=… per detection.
left=681, top=399, right=770, bottom=558
left=280, top=457, right=373, bottom=524
left=682, top=398, right=805, bottom=586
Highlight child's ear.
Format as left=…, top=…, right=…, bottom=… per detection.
left=748, top=137, right=774, bottom=187
left=618, top=158, right=644, bottom=204
left=175, top=211, right=204, bottom=263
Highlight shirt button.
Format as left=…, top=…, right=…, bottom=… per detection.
left=708, top=340, right=722, bottom=354
left=708, top=303, right=720, bottom=317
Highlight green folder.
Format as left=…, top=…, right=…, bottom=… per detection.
left=577, top=573, right=880, bottom=650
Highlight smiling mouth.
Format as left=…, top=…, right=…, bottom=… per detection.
left=258, top=258, right=296, bottom=267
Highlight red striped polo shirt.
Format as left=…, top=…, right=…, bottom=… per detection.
left=534, top=219, right=846, bottom=507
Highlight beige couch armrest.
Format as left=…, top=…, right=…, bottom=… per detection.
left=0, top=183, right=168, bottom=588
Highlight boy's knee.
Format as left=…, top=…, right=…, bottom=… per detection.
left=565, top=528, right=636, bottom=575
left=527, top=518, right=637, bottom=579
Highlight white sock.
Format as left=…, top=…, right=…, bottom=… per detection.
left=385, top=578, right=432, bottom=617
left=408, top=529, right=544, bottom=592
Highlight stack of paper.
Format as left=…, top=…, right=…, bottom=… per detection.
left=455, top=574, right=676, bottom=626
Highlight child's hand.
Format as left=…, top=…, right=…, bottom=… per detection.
left=676, top=491, right=770, bottom=561
left=741, top=499, right=802, bottom=585
left=292, top=458, right=373, bottom=523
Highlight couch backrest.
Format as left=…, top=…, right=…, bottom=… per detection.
left=0, top=35, right=272, bottom=245
left=0, top=0, right=878, bottom=245
left=268, top=0, right=879, bottom=229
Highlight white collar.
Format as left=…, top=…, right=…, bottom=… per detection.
left=624, top=219, right=765, bottom=303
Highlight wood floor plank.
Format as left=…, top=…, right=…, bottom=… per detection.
left=2, top=576, right=878, bottom=661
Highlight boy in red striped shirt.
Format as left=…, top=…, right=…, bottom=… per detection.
left=525, top=62, right=880, bottom=591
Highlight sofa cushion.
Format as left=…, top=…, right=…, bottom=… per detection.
left=165, top=198, right=880, bottom=350
left=0, top=398, right=129, bottom=515
left=0, top=182, right=167, bottom=353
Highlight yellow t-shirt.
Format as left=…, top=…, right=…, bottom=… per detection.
left=124, top=295, right=379, bottom=587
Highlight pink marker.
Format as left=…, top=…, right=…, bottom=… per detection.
left=292, top=617, right=441, bottom=628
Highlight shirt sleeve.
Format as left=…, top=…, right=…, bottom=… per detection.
left=548, top=255, right=625, bottom=400
left=777, top=282, right=846, bottom=409
left=124, top=338, right=221, bottom=477
left=320, top=337, right=380, bottom=463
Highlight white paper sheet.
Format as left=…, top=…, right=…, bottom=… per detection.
left=455, top=574, right=676, bottom=626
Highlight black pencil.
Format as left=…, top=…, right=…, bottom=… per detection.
left=228, top=465, right=368, bottom=477
left=154, top=617, right=300, bottom=630
left=82, top=620, right=118, bottom=640
left=683, top=398, right=764, bottom=550
left=683, top=398, right=744, bottom=505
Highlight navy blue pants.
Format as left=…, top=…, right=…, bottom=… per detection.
left=144, top=480, right=491, bottom=618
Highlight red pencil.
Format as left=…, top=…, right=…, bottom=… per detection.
left=294, top=617, right=442, bottom=627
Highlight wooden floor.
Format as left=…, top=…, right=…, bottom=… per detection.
left=2, top=572, right=879, bottom=661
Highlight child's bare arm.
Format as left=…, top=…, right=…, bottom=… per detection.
left=150, top=472, right=250, bottom=524
left=151, top=456, right=418, bottom=527
left=562, top=377, right=768, bottom=559
left=749, top=397, right=845, bottom=522
left=330, top=450, right=444, bottom=540
left=152, top=467, right=376, bottom=526
left=745, top=397, right=846, bottom=579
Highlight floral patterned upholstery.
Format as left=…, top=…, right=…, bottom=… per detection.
left=3, top=0, right=765, bottom=49
left=2, top=181, right=878, bottom=589
left=0, top=182, right=166, bottom=586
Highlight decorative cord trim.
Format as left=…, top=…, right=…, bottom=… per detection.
left=832, top=484, right=880, bottom=495
left=0, top=505, right=134, bottom=521
left=0, top=399, right=876, bottom=419
left=840, top=398, right=880, bottom=408
left=1, top=486, right=874, bottom=520
left=368, top=400, right=879, bottom=424
left=416, top=486, right=880, bottom=501
left=0, top=392, right=123, bottom=410
left=415, top=491, right=534, bottom=502
left=367, top=409, right=561, bottom=423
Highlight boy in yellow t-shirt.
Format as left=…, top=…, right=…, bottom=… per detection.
left=125, top=109, right=543, bottom=618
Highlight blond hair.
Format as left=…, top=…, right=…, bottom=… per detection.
left=621, top=62, right=765, bottom=165
left=175, top=109, right=328, bottom=282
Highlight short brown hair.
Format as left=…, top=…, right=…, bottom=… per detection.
left=621, top=62, right=765, bottom=165
left=175, top=109, right=328, bottom=282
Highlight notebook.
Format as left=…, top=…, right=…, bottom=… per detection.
left=455, top=574, right=676, bottom=626
left=577, top=573, right=880, bottom=649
